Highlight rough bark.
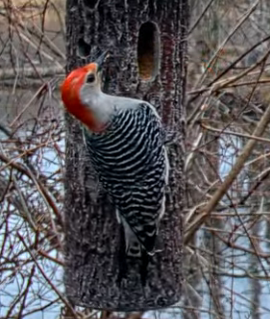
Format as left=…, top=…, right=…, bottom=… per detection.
left=64, top=0, right=188, bottom=311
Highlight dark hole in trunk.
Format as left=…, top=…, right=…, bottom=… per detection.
left=78, top=38, right=91, bottom=58
left=137, top=21, right=160, bottom=81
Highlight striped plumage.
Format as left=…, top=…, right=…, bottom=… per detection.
left=84, top=102, right=169, bottom=256
left=60, top=52, right=169, bottom=257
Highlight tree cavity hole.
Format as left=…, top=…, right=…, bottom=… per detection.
left=137, top=21, right=160, bottom=81
left=77, top=38, right=91, bottom=58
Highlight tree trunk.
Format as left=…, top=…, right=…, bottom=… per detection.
left=64, top=0, right=189, bottom=312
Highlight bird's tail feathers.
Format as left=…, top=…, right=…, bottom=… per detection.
left=122, top=218, right=142, bottom=257
left=121, top=216, right=163, bottom=257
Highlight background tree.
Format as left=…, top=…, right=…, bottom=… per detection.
left=64, top=0, right=188, bottom=311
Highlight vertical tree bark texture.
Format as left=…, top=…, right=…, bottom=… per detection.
left=64, top=0, right=189, bottom=311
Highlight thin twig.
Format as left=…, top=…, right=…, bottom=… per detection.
left=17, top=233, right=79, bottom=319
left=201, top=122, right=270, bottom=144
left=184, top=102, right=270, bottom=244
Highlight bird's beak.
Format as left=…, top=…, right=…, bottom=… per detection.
left=95, top=50, right=110, bottom=72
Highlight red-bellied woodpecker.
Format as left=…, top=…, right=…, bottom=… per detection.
left=61, top=51, right=169, bottom=257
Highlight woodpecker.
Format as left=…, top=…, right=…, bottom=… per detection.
left=61, top=51, right=169, bottom=257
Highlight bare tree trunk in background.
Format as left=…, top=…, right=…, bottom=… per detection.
left=64, top=0, right=189, bottom=311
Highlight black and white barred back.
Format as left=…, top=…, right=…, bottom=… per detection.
left=84, top=103, right=168, bottom=255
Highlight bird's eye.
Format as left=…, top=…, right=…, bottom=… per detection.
left=86, top=73, right=95, bottom=83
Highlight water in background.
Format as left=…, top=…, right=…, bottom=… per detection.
left=1, top=1, right=270, bottom=318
